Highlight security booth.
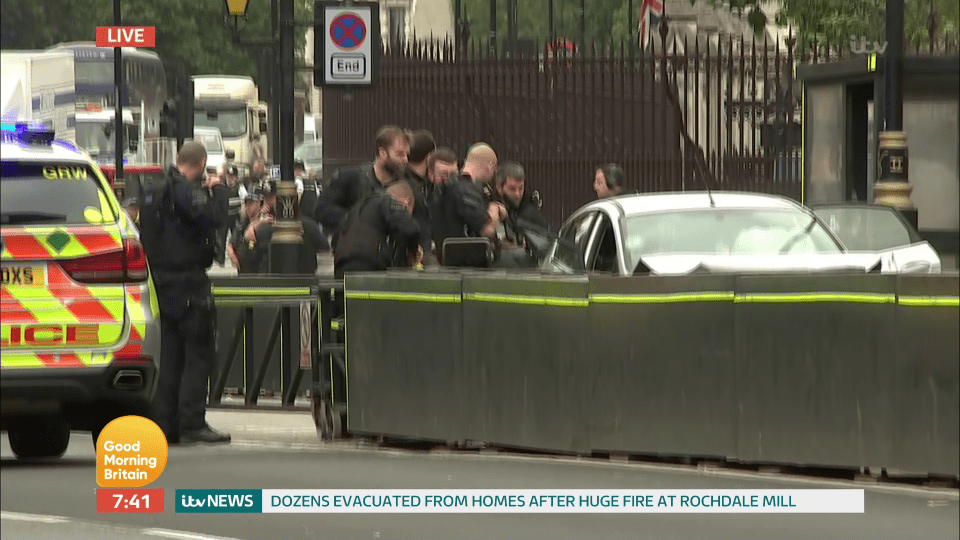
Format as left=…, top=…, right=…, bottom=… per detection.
left=797, top=54, right=960, bottom=268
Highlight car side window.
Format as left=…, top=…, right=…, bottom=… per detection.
left=589, top=214, right=619, bottom=274
left=554, top=211, right=597, bottom=270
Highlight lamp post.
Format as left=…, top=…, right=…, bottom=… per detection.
left=874, top=0, right=917, bottom=228
left=224, top=0, right=300, bottom=274
left=113, top=0, right=123, bottom=204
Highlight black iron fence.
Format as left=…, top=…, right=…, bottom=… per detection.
left=323, top=25, right=807, bottom=226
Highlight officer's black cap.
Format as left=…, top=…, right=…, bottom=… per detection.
left=294, top=159, right=305, bottom=170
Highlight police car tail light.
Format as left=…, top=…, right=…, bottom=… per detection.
left=123, top=239, right=149, bottom=281
left=59, top=239, right=148, bottom=283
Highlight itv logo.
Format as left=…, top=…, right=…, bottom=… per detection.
left=176, top=489, right=262, bottom=513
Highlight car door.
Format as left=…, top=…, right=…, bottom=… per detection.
left=813, top=204, right=942, bottom=273
left=585, top=211, right=621, bottom=275
left=543, top=210, right=598, bottom=273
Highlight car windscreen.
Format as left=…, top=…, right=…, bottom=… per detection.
left=814, top=206, right=913, bottom=251
left=195, top=132, right=224, bottom=153
left=194, top=109, right=247, bottom=139
left=0, top=161, right=116, bottom=225
left=622, top=207, right=842, bottom=266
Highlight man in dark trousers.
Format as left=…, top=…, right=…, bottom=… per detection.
left=314, top=126, right=410, bottom=245
left=431, top=142, right=506, bottom=263
left=138, top=141, right=231, bottom=445
left=403, top=129, right=437, bottom=265
left=334, top=181, right=422, bottom=278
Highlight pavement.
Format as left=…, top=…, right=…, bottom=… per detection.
left=2, top=408, right=958, bottom=540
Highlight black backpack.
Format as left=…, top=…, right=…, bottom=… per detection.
left=334, top=191, right=390, bottom=269
left=138, top=168, right=175, bottom=263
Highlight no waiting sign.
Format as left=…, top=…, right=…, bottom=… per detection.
left=314, top=1, right=380, bottom=88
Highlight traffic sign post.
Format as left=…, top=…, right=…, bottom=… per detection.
left=314, top=1, right=380, bottom=88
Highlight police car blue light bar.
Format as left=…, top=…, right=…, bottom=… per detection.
left=1, top=120, right=56, bottom=145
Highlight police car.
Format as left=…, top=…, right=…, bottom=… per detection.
left=1, top=121, right=160, bottom=459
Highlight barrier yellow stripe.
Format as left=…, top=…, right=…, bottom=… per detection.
left=344, top=290, right=461, bottom=303
left=735, top=292, right=896, bottom=303
left=213, top=287, right=312, bottom=296
left=590, top=291, right=734, bottom=303
left=464, top=291, right=588, bottom=307
left=898, top=295, right=960, bottom=307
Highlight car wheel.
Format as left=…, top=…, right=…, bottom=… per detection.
left=8, top=417, right=71, bottom=460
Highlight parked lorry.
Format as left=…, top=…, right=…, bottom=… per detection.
left=192, top=75, right=269, bottom=181
left=0, top=51, right=76, bottom=141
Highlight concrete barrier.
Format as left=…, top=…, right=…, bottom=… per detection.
left=343, top=271, right=960, bottom=476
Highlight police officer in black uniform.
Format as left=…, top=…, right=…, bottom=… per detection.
left=431, top=143, right=506, bottom=264
left=295, top=158, right=320, bottom=220
left=219, top=164, right=242, bottom=259
left=334, top=180, right=422, bottom=278
left=227, top=186, right=264, bottom=274
left=403, top=130, right=437, bottom=265
left=314, top=126, right=410, bottom=245
left=139, top=141, right=231, bottom=445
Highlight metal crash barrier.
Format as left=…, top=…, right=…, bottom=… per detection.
left=343, top=271, right=960, bottom=477
left=208, top=276, right=346, bottom=438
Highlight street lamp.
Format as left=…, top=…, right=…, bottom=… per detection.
left=874, top=0, right=917, bottom=228
left=224, top=0, right=252, bottom=36
left=221, top=0, right=300, bottom=274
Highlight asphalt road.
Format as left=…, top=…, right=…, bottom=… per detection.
left=2, top=410, right=957, bottom=540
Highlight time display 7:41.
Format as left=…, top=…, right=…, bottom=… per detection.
left=96, top=488, right=164, bottom=513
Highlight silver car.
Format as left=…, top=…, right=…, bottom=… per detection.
left=541, top=191, right=941, bottom=275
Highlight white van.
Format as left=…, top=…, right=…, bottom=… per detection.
left=190, top=127, right=227, bottom=173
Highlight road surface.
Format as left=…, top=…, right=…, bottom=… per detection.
left=2, top=410, right=957, bottom=540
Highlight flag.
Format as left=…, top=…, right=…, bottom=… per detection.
left=639, top=0, right=664, bottom=49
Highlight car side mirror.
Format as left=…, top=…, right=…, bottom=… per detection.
left=226, top=150, right=236, bottom=160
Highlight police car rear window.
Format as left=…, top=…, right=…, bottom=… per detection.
left=0, top=161, right=115, bottom=225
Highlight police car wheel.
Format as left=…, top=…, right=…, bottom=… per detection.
left=8, top=417, right=71, bottom=460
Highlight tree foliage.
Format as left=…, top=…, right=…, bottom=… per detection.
left=693, top=0, right=959, bottom=51
left=0, top=0, right=313, bottom=78
left=456, top=0, right=958, bottom=53
left=458, top=0, right=638, bottom=50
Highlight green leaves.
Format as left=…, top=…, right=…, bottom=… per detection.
left=692, top=0, right=959, bottom=51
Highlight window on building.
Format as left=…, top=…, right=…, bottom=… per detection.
left=389, top=7, right=405, bottom=45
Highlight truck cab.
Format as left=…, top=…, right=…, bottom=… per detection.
left=191, top=75, right=268, bottom=182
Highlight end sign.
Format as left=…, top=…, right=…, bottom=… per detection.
left=314, top=1, right=380, bottom=87
left=96, top=26, right=156, bottom=48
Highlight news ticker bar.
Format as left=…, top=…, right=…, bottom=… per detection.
left=95, top=489, right=867, bottom=514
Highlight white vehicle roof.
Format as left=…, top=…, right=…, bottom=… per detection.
left=583, top=191, right=805, bottom=218
left=1, top=138, right=91, bottom=164
left=192, top=75, right=258, bottom=101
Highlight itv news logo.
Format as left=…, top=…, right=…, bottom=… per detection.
left=176, top=489, right=261, bottom=513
